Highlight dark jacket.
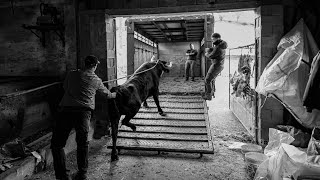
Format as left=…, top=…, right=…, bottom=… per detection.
left=205, top=40, right=228, bottom=65
left=303, top=51, right=320, bottom=112
left=59, top=69, right=112, bottom=110
left=186, top=49, right=198, bottom=60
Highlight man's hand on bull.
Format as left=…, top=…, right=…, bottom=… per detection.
left=107, top=92, right=117, bottom=99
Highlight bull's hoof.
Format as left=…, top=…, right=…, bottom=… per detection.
left=131, top=126, right=137, bottom=132
left=111, top=154, right=119, bottom=161
left=143, top=105, right=150, bottom=109
left=159, top=112, right=166, bottom=116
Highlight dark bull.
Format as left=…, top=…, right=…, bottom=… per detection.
left=108, top=60, right=172, bottom=161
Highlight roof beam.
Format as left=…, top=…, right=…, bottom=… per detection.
left=162, top=28, right=185, bottom=33
left=129, top=16, right=206, bottom=23
left=152, top=21, right=171, bottom=41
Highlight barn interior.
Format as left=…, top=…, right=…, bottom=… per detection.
left=1, top=0, right=320, bottom=179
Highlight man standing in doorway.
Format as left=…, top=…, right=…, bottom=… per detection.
left=203, top=33, right=228, bottom=100
left=51, top=55, right=116, bottom=180
left=185, top=43, right=198, bottom=81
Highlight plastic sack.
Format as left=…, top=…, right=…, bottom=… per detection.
left=276, top=125, right=311, bottom=148
left=264, top=128, right=295, bottom=157
left=255, top=19, right=320, bottom=129
left=292, top=127, right=320, bottom=178
left=306, top=127, right=320, bottom=163
left=254, top=143, right=307, bottom=180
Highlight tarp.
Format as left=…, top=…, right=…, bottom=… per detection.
left=255, top=19, right=320, bottom=128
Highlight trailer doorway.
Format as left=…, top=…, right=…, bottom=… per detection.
left=108, top=10, right=257, bottom=140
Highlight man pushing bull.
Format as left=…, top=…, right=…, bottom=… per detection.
left=51, top=55, right=116, bottom=180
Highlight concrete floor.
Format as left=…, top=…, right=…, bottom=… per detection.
left=26, top=76, right=253, bottom=180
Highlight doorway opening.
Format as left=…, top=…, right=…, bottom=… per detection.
left=109, top=10, right=257, bottom=140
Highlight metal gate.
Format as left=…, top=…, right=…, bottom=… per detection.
left=108, top=94, right=214, bottom=157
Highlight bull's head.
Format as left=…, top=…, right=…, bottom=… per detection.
left=156, top=60, right=172, bottom=74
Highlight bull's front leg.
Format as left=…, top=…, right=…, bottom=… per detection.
left=111, top=116, right=120, bottom=161
left=153, top=93, right=166, bottom=116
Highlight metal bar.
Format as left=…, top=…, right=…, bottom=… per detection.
left=132, top=117, right=205, bottom=121
left=107, top=145, right=215, bottom=154
left=148, top=100, right=204, bottom=103
left=117, top=136, right=208, bottom=142
left=203, top=100, right=214, bottom=150
left=229, top=43, right=255, bottom=50
left=229, top=49, right=231, bottom=109
left=133, top=124, right=207, bottom=128
left=143, top=106, right=204, bottom=109
left=119, top=129, right=207, bottom=135
left=137, top=111, right=204, bottom=114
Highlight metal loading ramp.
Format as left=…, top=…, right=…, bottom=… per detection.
left=107, top=95, right=214, bottom=157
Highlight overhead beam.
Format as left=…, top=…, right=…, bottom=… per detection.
left=152, top=21, right=171, bottom=41
left=143, top=29, right=162, bottom=32
left=162, top=28, right=185, bottom=33
left=105, top=1, right=260, bottom=15
left=129, top=17, right=205, bottom=23
left=186, top=23, right=204, bottom=26
left=161, top=23, right=174, bottom=38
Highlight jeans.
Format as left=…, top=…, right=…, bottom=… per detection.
left=205, top=62, right=224, bottom=96
left=51, top=107, right=91, bottom=179
left=185, top=60, right=195, bottom=79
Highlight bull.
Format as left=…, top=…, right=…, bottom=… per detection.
left=109, top=60, right=172, bottom=161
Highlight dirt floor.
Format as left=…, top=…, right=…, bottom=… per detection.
left=26, top=76, right=255, bottom=180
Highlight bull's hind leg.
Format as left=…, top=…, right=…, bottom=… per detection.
left=143, top=100, right=149, bottom=108
left=122, top=109, right=139, bottom=132
left=111, top=116, right=120, bottom=161
left=153, top=94, right=166, bottom=116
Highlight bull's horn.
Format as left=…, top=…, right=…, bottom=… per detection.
left=167, top=62, right=173, bottom=68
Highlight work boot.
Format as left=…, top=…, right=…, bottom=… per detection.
left=191, top=77, right=195, bottom=81
left=202, top=93, right=212, bottom=100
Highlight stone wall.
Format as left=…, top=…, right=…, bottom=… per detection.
left=0, top=1, right=77, bottom=77
left=255, top=4, right=284, bottom=143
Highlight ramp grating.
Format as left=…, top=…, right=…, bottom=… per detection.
left=107, top=95, right=214, bottom=156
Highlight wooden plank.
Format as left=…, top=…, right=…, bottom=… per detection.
left=107, top=145, right=215, bottom=154
left=133, top=124, right=207, bottom=128
left=117, top=136, right=208, bottom=142
left=119, top=129, right=207, bottom=135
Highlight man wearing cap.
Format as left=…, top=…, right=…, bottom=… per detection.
left=51, top=55, right=116, bottom=180
left=203, top=33, right=228, bottom=100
